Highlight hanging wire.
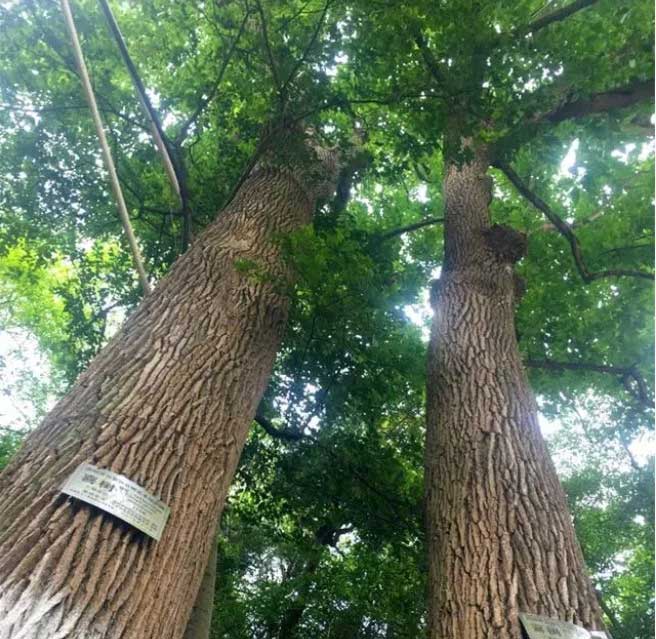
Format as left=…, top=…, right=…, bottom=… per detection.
left=97, top=0, right=182, bottom=207
left=60, top=0, right=152, bottom=295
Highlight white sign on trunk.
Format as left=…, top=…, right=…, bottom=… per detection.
left=61, top=463, right=170, bottom=541
left=519, top=613, right=605, bottom=639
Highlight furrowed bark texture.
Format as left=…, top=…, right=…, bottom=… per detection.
left=425, top=144, right=604, bottom=638
left=0, top=131, right=338, bottom=639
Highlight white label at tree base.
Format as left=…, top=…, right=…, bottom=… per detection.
left=519, top=613, right=606, bottom=639
left=61, top=463, right=170, bottom=541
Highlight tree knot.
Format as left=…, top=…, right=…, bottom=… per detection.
left=483, top=224, right=527, bottom=263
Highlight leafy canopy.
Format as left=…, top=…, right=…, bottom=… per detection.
left=0, top=0, right=653, bottom=637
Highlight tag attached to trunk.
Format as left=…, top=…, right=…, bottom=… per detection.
left=519, top=613, right=595, bottom=639
left=61, top=463, right=170, bottom=541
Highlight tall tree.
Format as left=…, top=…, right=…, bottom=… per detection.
left=0, top=125, right=339, bottom=638
left=338, top=0, right=654, bottom=636
left=424, top=142, right=605, bottom=637
left=0, top=1, right=348, bottom=635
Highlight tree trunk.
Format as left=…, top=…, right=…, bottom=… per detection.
left=425, top=142, right=605, bottom=638
left=0, top=128, right=338, bottom=639
left=276, top=559, right=318, bottom=639
left=182, top=532, right=217, bottom=639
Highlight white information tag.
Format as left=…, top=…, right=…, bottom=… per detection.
left=61, top=463, right=170, bottom=541
left=519, top=613, right=591, bottom=639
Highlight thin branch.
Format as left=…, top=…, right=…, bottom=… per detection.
left=254, top=413, right=304, bottom=441
left=497, top=161, right=655, bottom=283
left=290, top=90, right=449, bottom=124
left=221, top=141, right=266, bottom=210
left=413, top=30, right=445, bottom=86
left=525, top=359, right=654, bottom=410
left=543, top=79, right=655, bottom=124
left=0, top=100, right=150, bottom=133
left=0, top=102, right=87, bottom=114
left=526, top=358, right=639, bottom=377
left=619, top=438, right=642, bottom=473
left=526, top=0, right=599, bottom=34
left=379, top=217, right=444, bottom=240
left=538, top=210, right=603, bottom=233
left=598, top=242, right=653, bottom=256
left=252, top=409, right=419, bottom=529
left=255, top=0, right=282, bottom=92
left=279, top=0, right=332, bottom=98
left=0, top=425, right=28, bottom=436
left=175, top=7, right=251, bottom=143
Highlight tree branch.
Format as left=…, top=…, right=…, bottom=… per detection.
left=543, top=79, right=654, bottom=124
left=254, top=413, right=304, bottom=441
left=98, top=0, right=183, bottom=206
left=0, top=425, right=28, bottom=436
left=253, top=408, right=418, bottom=531
left=379, top=217, right=444, bottom=240
left=594, top=589, right=622, bottom=636
left=598, top=242, right=653, bottom=256
left=97, top=0, right=196, bottom=252
left=538, top=210, right=603, bottom=233
left=279, top=0, right=332, bottom=98
left=494, top=79, right=654, bottom=154
left=525, top=359, right=653, bottom=410
left=255, top=0, right=282, bottom=93
left=496, top=161, right=655, bottom=283
left=413, top=30, right=446, bottom=86
left=526, top=0, right=599, bottom=34
left=175, top=7, right=251, bottom=144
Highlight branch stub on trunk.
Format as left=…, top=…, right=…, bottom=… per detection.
left=483, top=223, right=528, bottom=263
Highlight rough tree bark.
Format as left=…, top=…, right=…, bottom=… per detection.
left=0, top=125, right=339, bottom=639
left=424, top=140, right=605, bottom=639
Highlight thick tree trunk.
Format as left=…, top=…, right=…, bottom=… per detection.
left=425, top=143, right=605, bottom=638
left=0, top=129, right=338, bottom=639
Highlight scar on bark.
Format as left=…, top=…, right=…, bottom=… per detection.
left=483, top=224, right=528, bottom=263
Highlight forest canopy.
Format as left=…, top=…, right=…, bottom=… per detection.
left=0, top=0, right=653, bottom=638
